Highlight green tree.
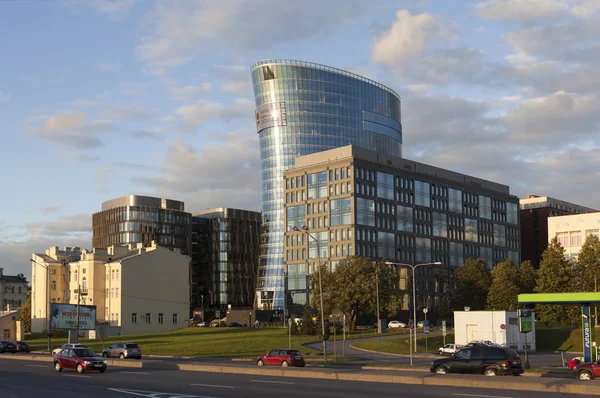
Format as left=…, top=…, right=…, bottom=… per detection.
left=300, top=304, right=316, bottom=335
left=452, top=257, right=491, bottom=311
left=535, top=237, right=579, bottom=325
left=312, top=257, right=402, bottom=330
left=576, top=234, right=600, bottom=292
left=18, top=294, right=31, bottom=333
left=518, top=260, right=537, bottom=294
left=487, top=259, right=519, bottom=310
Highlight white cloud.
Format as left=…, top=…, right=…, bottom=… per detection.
left=372, top=10, right=454, bottom=68
left=119, top=82, right=151, bottom=97
left=141, top=67, right=167, bottom=76
left=88, top=0, right=136, bottom=16
left=41, top=206, right=59, bottom=215
left=103, top=104, right=155, bottom=120
left=71, top=99, right=102, bottom=108
left=98, top=63, right=122, bottom=72
left=0, top=91, right=10, bottom=103
left=133, top=127, right=164, bottom=140
left=572, top=0, right=600, bottom=18
left=476, top=0, right=568, bottom=21
left=175, top=100, right=225, bottom=127
left=25, top=213, right=91, bottom=238
left=221, top=79, right=252, bottom=94
left=22, top=111, right=118, bottom=149
left=132, top=134, right=261, bottom=213
left=136, top=0, right=363, bottom=67
left=169, top=82, right=212, bottom=101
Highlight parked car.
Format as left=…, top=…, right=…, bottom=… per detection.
left=256, top=349, right=306, bottom=367
left=573, top=361, right=600, bottom=380
left=102, top=343, right=142, bottom=359
left=430, top=343, right=523, bottom=376
left=227, top=322, right=243, bottom=327
left=14, top=341, right=30, bottom=353
left=438, top=344, right=461, bottom=356
left=52, top=343, right=88, bottom=356
left=54, top=347, right=107, bottom=373
left=195, top=321, right=208, bottom=327
left=0, top=340, right=16, bottom=353
left=388, top=321, right=407, bottom=329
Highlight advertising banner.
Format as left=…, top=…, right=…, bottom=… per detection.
left=50, top=303, right=97, bottom=330
left=583, top=304, right=594, bottom=363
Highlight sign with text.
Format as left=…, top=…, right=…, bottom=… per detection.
left=441, top=320, right=447, bottom=336
left=50, top=303, right=96, bottom=330
left=583, top=305, right=594, bottom=363
left=519, top=316, right=532, bottom=334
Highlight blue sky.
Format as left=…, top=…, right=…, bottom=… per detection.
left=1, top=0, right=599, bottom=278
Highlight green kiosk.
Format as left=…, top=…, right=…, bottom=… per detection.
left=518, top=292, right=600, bottom=363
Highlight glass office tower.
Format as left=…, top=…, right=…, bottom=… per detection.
left=251, top=59, right=403, bottom=310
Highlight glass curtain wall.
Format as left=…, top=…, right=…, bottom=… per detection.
left=251, top=59, right=403, bottom=309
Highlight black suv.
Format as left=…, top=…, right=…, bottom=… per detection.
left=430, top=343, right=523, bottom=376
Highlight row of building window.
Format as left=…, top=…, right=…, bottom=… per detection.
left=556, top=229, right=600, bottom=248
left=3, top=286, right=23, bottom=294
left=130, top=312, right=179, bottom=324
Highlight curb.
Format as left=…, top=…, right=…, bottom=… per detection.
left=0, top=353, right=142, bottom=368
left=175, top=363, right=597, bottom=395
left=362, top=366, right=572, bottom=379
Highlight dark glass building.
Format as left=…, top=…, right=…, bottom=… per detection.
left=92, top=195, right=192, bottom=255
left=192, top=208, right=261, bottom=309
left=251, top=59, right=403, bottom=310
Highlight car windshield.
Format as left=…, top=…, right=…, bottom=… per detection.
left=73, top=349, right=96, bottom=357
left=126, top=344, right=139, bottom=348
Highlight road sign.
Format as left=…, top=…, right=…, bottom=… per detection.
left=423, top=308, right=428, bottom=314
left=500, top=324, right=506, bottom=330
left=423, top=319, right=430, bottom=334
left=442, top=320, right=447, bottom=336
left=215, top=310, right=221, bottom=317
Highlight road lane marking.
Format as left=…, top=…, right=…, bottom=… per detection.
left=250, top=380, right=295, bottom=385
left=27, top=365, right=48, bottom=368
left=120, top=371, right=149, bottom=375
left=107, top=388, right=215, bottom=397
left=190, top=383, right=234, bottom=389
left=454, top=394, right=515, bottom=398
left=62, top=374, right=91, bottom=378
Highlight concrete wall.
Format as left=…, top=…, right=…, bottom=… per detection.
left=548, top=213, right=600, bottom=260
left=0, top=311, right=18, bottom=340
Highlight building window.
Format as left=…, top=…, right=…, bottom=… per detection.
left=480, top=247, right=493, bottom=269
left=356, top=198, right=375, bottom=226
left=396, top=205, right=413, bottom=232
left=494, top=224, right=506, bottom=247
left=415, top=237, right=431, bottom=262
left=377, top=231, right=395, bottom=260
left=146, top=313, right=151, bottom=324
left=480, top=196, right=492, bottom=219
left=81, top=277, right=87, bottom=294
left=556, top=232, right=569, bottom=247
left=173, top=313, right=179, bottom=324
left=587, top=229, right=600, bottom=238
left=51, top=281, right=56, bottom=291
left=115, top=288, right=119, bottom=298
left=506, top=202, right=518, bottom=225
left=449, top=242, right=463, bottom=267
left=432, top=212, right=447, bottom=238
left=158, top=313, right=164, bottom=324
left=377, top=172, right=394, bottom=200
left=112, top=270, right=115, bottom=280
left=307, top=172, right=327, bottom=199
left=331, top=198, right=352, bottom=226
left=448, top=188, right=462, bottom=213
left=415, top=181, right=430, bottom=207
left=571, top=231, right=582, bottom=247
left=286, top=205, right=306, bottom=231
left=105, top=289, right=108, bottom=299
left=116, top=269, right=119, bottom=280
left=465, top=218, right=478, bottom=242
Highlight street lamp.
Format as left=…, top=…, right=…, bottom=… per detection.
left=293, top=225, right=327, bottom=364
left=30, top=258, right=53, bottom=353
left=385, top=261, right=441, bottom=366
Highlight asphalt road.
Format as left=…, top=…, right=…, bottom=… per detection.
left=0, top=359, right=595, bottom=398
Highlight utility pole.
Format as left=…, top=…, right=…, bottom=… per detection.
left=376, top=263, right=380, bottom=350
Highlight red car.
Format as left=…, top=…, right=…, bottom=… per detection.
left=257, top=349, right=305, bottom=367
left=573, top=361, right=600, bottom=380
left=54, top=347, right=107, bottom=373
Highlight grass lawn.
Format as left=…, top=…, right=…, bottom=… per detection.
left=353, top=333, right=454, bottom=355
left=23, top=327, right=400, bottom=358
left=536, top=327, right=585, bottom=352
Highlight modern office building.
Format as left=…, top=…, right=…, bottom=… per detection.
left=0, top=269, right=28, bottom=311
left=548, top=213, right=600, bottom=261
left=283, top=145, right=520, bottom=316
left=251, top=59, right=403, bottom=310
left=192, top=208, right=261, bottom=310
left=92, top=195, right=192, bottom=255
left=520, top=195, right=594, bottom=267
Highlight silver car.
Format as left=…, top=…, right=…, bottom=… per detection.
left=102, top=342, right=142, bottom=359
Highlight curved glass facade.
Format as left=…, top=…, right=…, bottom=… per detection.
left=251, top=59, right=403, bottom=310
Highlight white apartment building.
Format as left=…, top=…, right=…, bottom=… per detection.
left=548, top=213, right=600, bottom=260
left=0, top=269, right=28, bottom=311
left=31, top=242, right=190, bottom=335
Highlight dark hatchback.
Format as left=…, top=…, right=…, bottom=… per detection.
left=14, top=341, right=30, bottom=353
left=0, top=340, right=17, bottom=353
left=430, top=343, right=523, bottom=376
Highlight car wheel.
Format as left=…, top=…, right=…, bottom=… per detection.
left=578, top=370, right=593, bottom=381
left=257, top=359, right=264, bottom=367
left=439, top=351, right=443, bottom=356
left=77, top=364, right=84, bottom=374
left=281, top=361, right=289, bottom=367
left=434, top=366, right=447, bottom=374
left=119, top=353, right=125, bottom=359
left=54, top=362, right=62, bottom=372
left=484, top=367, right=497, bottom=377
left=102, top=352, right=108, bottom=358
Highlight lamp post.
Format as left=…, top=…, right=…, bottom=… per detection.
left=376, top=262, right=380, bottom=350
left=385, top=261, right=441, bottom=366
left=293, top=225, right=327, bottom=364
left=30, top=258, right=52, bottom=353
